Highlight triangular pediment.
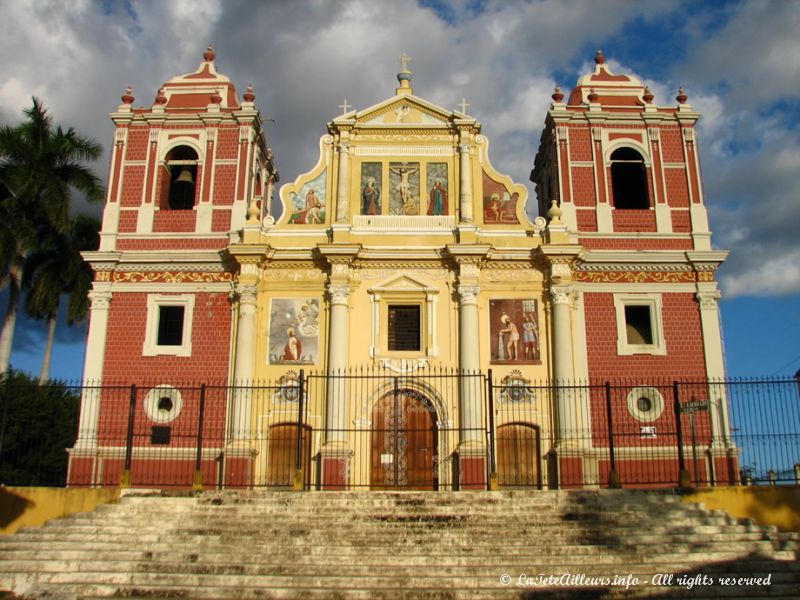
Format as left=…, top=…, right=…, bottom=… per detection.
left=368, top=273, right=438, bottom=294
left=334, top=95, right=474, bottom=129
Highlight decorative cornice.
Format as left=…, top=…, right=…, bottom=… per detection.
left=111, top=271, right=233, bottom=284
left=573, top=270, right=702, bottom=284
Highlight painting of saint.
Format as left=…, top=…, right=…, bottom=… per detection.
left=489, top=299, right=539, bottom=364
left=288, top=171, right=326, bottom=224
left=360, top=163, right=382, bottom=215
left=426, top=163, right=448, bottom=215
left=389, top=162, right=420, bottom=215
left=483, top=171, right=519, bottom=224
left=268, top=298, right=320, bottom=365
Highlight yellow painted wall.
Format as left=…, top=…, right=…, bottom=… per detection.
left=682, top=486, right=800, bottom=532
left=0, top=487, right=120, bottom=535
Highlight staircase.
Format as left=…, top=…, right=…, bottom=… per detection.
left=1, top=490, right=798, bottom=599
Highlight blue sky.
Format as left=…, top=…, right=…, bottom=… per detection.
left=1, top=0, right=798, bottom=380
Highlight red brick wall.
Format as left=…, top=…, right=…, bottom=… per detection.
left=212, top=209, right=232, bottom=232
left=582, top=291, right=707, bottom=382
left=660, top=128, right=684, bottom=163
left=102, top=291, right=232, bottom=383
left=575, top=210, right=597, bottom=231
left=216, top=128, right=240, bottom=160
left=117, top=238, right=228, bottom=250
left=612, top=209, right=656, bottom=232
left=120, top=165, right=145, bottom=207
left=212, top=165, right=237, bottom=205
left=671, top=210, right=691, bottom=232
left=571, top=167, right=596, bottom=207
left=664, top=169, right=690, bottom=207
left=118, top=211, right=138, bottom=233
left=580, top=238, right=693, bottom=250
left=568, top=127, right=592, bottom=161
left=152, top=209, right=197, bottom=232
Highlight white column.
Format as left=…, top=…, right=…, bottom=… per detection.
left=458, top=142, right=473, bottom=223
left=697, top=289, right=732, bottom=447
left=231, top=283, right=256, bottom=441
left=458, top=284, right=481, bottom=444
left=75, top=288, right=112, bottom=448
left=551, top=286, right=576, bottom=439
left=326, top=284, right=350, bottom=443
left=336, top=142, right=350, bottom=223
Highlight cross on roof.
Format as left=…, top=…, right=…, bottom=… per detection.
left=339, top=99, right=351, bottom=115
left=458, top=98, right=470, bottom=114
left=399, top=52, right=411, bottom=72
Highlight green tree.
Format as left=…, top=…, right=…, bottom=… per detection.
left=0, top=370, right=80, bottom=486
left=23, top=215, right=101, bottom=383
left=0, top=98, right=104, bottom=375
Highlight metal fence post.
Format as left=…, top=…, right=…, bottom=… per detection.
left=193, top=384, right=207, bottom=490
left=673, top=381, right=691, bottom=489
left=121, top=384, right=137, bottom=488
left=487, top=369, right=498, bottom=491
left=605, top=382, right=620, bottom=488
left=293, top=369, right=305, bottom=491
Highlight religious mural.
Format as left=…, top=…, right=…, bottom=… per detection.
left=268, top=298, right=320, bottom=365
left=483, top=171, right=519, bottom=224
left=426, top=163, right=449, bottom=215
left=489, top=299, right=540, bottom=364
left=389, top=162, right=420, bottom=215
left=288, top=171, right=326, bottom=224
left=360, top=163, right=383, bottom=215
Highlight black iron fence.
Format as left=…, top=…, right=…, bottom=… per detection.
left=1, top=368, right=798, bottom=490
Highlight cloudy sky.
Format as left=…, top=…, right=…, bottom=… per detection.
left=1, top=0, right=798, bottom=379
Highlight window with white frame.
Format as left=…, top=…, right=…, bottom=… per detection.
left=613, top=294, right=666, bottom=355
left=143, top=294, right=195, bottom=356
left=368, top=275, right=439, bottom=360
left=387, top=304, right=422, bottom=352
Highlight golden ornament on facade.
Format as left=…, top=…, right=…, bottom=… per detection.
left=572, top=271, right=698, bottom=284
left=111, top=271, right=233, bottom=283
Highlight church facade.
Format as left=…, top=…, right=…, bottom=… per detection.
left=67, top=48, right=736, bottom=490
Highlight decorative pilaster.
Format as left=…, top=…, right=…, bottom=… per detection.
left=541, top=244, right=585, bottom=460
left=458, top=140, right=473, bottom=223
left=75, top=288, right=113, bottom=449
left=457, top=282, right=484, bottom=488
left=696, top=289, right=732, bottom=448
left=230, top=282, right=257, bottom=440
left=457, top=283, right=481, bottom=435
left=323, top=282, right=351, bottom=488
left=335, top=140, right=351, bottom=222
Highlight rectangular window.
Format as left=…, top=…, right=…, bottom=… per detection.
left=388, top=305, right=421, bottom=351
left=143, top=294, right=194, bottom=357
left=624, top=305, right=653, bottom=345
left=157, top=306, right=185, bottom=346
left=614, top=294, right=666, bottom=356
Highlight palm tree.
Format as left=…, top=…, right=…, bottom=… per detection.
left=0, top=98, right=104, bottom=375
left=23, top=215, right=100, bottom=383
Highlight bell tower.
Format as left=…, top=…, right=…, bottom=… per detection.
left=70, top=48, right=278, bottom=486
left=533, top=50, right=712, bottom=249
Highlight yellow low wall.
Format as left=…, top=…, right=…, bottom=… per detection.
left=0, top=487, right=120, bottom=535
left=682, top=486, right=800, bottom=532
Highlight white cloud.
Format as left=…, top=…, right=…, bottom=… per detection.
left=1, top=0, right=797, bottom=301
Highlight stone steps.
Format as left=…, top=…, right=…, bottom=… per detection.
left=1, top=490, right=798, bottom=599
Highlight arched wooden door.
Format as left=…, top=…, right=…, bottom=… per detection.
left=371, top=391, right=437, bottom=490
left=267, top=424, right=312, bottom=489
left=497, top=423, right=540, bottom=488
